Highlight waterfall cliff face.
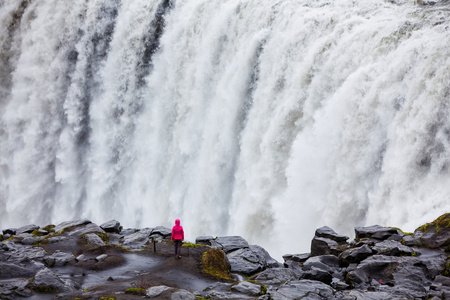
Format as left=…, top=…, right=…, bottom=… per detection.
left=0, top=0, right=449, bottom=257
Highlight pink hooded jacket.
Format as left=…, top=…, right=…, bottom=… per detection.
left=171, top=219, right=184, bottom=240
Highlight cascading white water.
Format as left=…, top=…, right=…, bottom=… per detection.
left=1, top=0, right=449, bottom=259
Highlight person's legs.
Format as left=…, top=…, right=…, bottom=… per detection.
left=174, top=240, right=182, bottom=258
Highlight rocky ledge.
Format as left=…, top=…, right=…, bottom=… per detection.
left=0, top=214, right=449, bottom=300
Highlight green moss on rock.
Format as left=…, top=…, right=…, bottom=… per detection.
left=125, top=288, right=146, bottom=295
left=201, top=248, right=233, bottom=281
left=417, top=213, right=450, bottom=233
left=42, top=225, right=55, bottom=233
left=182, top=242, right=205, bottom=248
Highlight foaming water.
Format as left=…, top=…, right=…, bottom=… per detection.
left=0, top=0, right=449, bottom=259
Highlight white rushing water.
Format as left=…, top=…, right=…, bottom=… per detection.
left=0, top=0, right=449, bottom=259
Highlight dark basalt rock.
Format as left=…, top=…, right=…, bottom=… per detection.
left=53, top=219, right=92, bottom=233
left=2, top=228, right=17, bottom=235
left=311, top=236, right=339, bottom=256
left=251, top=244, right=282, bottom=268
left=227, top=247, right=266, bottom=275
left=16, top=224, right=40, bottom=235
left=214, top=236, right=250, bottom=253
left=231, top=281, right=261, bottom=295
left=302, top=255, right=342, bottom=285
left=251, top=268, right=298, bottom=285
left=100, top=219, right=122, bottom=233
left=83, top=233, right=106, bottom=247
left=355, top=225, right=398, bottom=240
left=43, top=250, right=75, bottom=267
left=151, top=226, right=172, bottom=237
left=371, top=240, right=414, bottom=256
left=339, top=244, right=373, bottom=265
left=122, top=231, right=151, bottom=250
left=267, top=279, right=335, bottom=299
left=418, top=213, right=450, bottom=248
left=315, top=226, right=349, bottom=243
left=283, top=253, right=310, bottom=263
left=345, top=253, right=443, bottom=299
left=26, top=268, right=73, bottom=293
left=0, top=262, right=36, bottom=279
left=195, top=236, right=215, bottom=246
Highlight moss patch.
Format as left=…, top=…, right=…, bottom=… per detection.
left=30, top=286, right=58, bottom=294
left=182, top=242, right=205, bottom=248
left=417, top=213, right=450, bottom=233
left=201, top=248, right=233, bottom=281
left=443, top=257, right=450, bottom=277
left=125, top=287, right=146, bottom=295
left=390, top=227, right=412, bottom=236
left=42, top=225, right=55, bottom=233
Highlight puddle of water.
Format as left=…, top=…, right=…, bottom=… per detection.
left=51, top=253, right=164, bottom=290
left=158, top=269, right=216, bottom=292
left=80, top=253, right=164, bottom=289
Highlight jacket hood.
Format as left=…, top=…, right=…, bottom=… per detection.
left=175, top=219, right=180, bottom=226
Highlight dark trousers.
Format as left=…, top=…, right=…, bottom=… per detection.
left=174, top=239, right=182, bottom=256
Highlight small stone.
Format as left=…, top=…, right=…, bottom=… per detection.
left=95, top=254, right=108, bottom=262
left=146, top=285, right=171, bottom=298
left=75, top=254, right=86, bottom=262
left=231, top=281, right=261, bottom=295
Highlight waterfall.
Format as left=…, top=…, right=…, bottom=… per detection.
left=1, top=0, right=449, bottom=258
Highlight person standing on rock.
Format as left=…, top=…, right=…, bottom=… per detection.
left=171, top=219, right=184, bottom=259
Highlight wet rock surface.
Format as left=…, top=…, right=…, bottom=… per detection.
left=0, top=213, right=448, bottom=299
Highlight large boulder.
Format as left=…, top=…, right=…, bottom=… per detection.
left=311, top=237, right=339, bottom=256
left=416, top=213, right=450, bottom=248
left=2, top=228, right=17, bottom=235
left=151, top=226, right=172, bottom=237
left=267, top=279, right=335, bottom=299
left=227, top=247, right=266, bottom=275
left=26, top=268, right=72, bottom=293
left=302, top=255, right=342, bottom=285
left=339, top=244, right=373, bottom=265
left=100, top=220, right=122, bottom=233
left=347, top=255, right=433, bottom=298
left=250, top=245, right=281, bottom=268
left=53, top=219, right=92, bottom=233
left=315, top=226, right=349, bottom=243
left=231, top=281, right=261, bottom=295
left=16, top=224, right=40, bottom=235
left=122, top=231, right=151, bottom=250
left=251, top=268, right=298, bottom=285
left=282, top=253, right=310, bottom=263
left=65, top=223, right=105, bottom=237
left=196, top=236, right=215, bottom=246
left=6, top=245, right=46, bottom=263
left=355, top=225, right=399, bottom=240
left=214, top=236, right=250, bottom=253
left=43, top=250, right=75, bottom=267
left=83, top=233, right=106, bottom=247
left=372, top=240, right=414, bottom=256
left=0, top=262, right=37, bottom=279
